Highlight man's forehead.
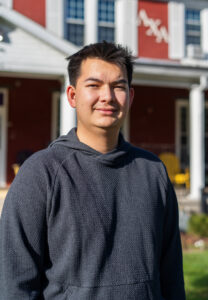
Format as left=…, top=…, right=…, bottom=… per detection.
left=79, top=58, right=127, bottom=77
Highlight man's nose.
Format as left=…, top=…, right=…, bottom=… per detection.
left=100, top=85, right=115, bottom=102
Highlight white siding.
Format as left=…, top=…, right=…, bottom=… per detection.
left=85, top=0, right=98, bottom=44
left=115, top=0, right=138, bottom=55
left=0, top=24, right=68, bottom=75
left=201, top=9, right=208, bottom=55
left=168, top=2, right=185, bottom=59
left=46, top=0, right=64, bottom=38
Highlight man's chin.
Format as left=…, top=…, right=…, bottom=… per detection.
left=93, top=121, right=121, bottom=131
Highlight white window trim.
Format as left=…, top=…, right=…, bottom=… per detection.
left=66, top=18, right=85, bottom=25
left=98, top=21, right=114, bottom=28
left=46, top=0, right=64, bottom=38
left=0, top=88, right=8, bottom=187
left=182, top=0, right=208, bottom=11
left=201, top=9, right=208, bottom=54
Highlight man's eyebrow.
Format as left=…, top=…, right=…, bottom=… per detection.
left=84, top=78, right=128, bottom=84
left=112, top=79, right=128, bottom=85
left=84, top=77, right=103, bottom=83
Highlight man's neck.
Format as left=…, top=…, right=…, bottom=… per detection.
left=76, top=126, right=120, bottom=154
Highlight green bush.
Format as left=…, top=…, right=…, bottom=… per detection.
left=188, top=214, right=208, bottom=237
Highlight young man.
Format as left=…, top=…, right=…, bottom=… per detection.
left=0, top=42, right=186, bottom=299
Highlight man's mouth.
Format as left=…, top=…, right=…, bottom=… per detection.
left=95, top=108, right=117, bottom=115
left=95, top=107, right=117, bottom=111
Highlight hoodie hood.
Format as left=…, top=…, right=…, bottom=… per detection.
left=49, top=128, right=131, bottom=166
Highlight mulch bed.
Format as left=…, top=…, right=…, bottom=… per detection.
left=181, top=232, right=208, bottom=251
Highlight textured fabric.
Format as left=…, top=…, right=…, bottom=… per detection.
left=0, top=128, right=185, bottom=300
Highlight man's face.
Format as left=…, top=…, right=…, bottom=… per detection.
left=67, top=58, right=134, bottom=133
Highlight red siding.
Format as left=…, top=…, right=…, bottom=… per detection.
left=0, top=77, right=60, bottom=184
left=138, top=1, right=169, bottom=59
left=130, top=85, right=189, bottom=155
left=13, top=0, right=46, bottom=27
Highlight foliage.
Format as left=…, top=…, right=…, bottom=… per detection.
left=183, top=250, right=208, bottom=300
left=188, top=214, right=208, bottom=237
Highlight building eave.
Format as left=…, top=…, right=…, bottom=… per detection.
left=133, top=57, right=208, bottom=88
left=0, top=5, right=79, bottom=56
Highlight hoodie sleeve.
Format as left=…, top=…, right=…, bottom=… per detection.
left=0, top=155, right=50, bottom=300
left=160, top=179, right=186, bottom=300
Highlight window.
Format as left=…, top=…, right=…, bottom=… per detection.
left=185, top=9, right=201, bottom=46
left=0, top=93, right=3, bottom=106
left=176, top=101, right=190, bottom=170
left=65, top=0, right=84, bottom=46
left=176, top=100, right=208, bottom=177
left=98, top=0, right=115, bottom=43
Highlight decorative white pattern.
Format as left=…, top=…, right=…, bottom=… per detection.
left=137, top=9, right=169, bottom=44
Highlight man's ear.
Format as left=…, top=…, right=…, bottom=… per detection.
left=129, top=87, right=134, bottom=107
left=66, top=85, right=76, bottom=108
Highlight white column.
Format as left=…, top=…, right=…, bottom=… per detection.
left=84, top=0, right=98, bottom=44
left=189, top=83, right=205, bottom=200
left=60, top=74, right=76, bottom=135
left=201, top=9, right=208, bottom=55
left=115, top=0, right=138, bottom=56
left=168, top=2, right=185, bottom=59
left=46, top=0, right=64, bottom=38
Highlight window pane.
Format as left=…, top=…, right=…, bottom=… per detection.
left=180, top=145, right=189, bottom=168
left=186, top=9, right=200, bottom=23
left=179, top=105, right=189, bottom=169
left=0, top=94, right=3, bottom=106
left=186, top=35, right=200, bottom=45
left=185, top=9, right=201, bottom=46
left=205, top=108, right=208, bottom=134
left=66, top=24, right=84, bottom=46
left=180, top=106, right=187, bottom=133
left=98, top=0, right=115, bottom=23
left=98, top=26, right=114, bottom=43
left=66, top=0, right=84, bottom=19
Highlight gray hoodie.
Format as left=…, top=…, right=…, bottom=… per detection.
left=0, top=128, right=185, bottom=299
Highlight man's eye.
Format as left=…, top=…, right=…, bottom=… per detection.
left=87, top=84, right=98, bottom=88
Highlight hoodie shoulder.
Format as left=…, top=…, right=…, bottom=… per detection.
left=18, top=144, right=73, bottom=177
left=128, top=144, right=170, bottom=189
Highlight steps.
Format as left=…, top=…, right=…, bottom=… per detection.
left=175, top=188, right=201, bottom=214
left=0, top=188, right=8, bottom=215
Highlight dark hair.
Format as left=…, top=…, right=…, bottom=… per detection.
left=67, top=41, right=134, bottom=87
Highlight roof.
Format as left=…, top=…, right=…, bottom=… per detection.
left=0, top=5, right=79, bottom=55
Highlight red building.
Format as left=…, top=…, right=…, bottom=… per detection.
left=1, top=0, right=208, bottom=202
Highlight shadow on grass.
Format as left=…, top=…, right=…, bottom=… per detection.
left=186, top=273, right=208, bottom=300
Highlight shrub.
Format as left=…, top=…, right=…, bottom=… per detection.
left=188, top=214, right=208, bottom=237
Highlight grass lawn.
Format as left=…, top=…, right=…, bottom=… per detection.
left=183, top=250, right=208, bottom=300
